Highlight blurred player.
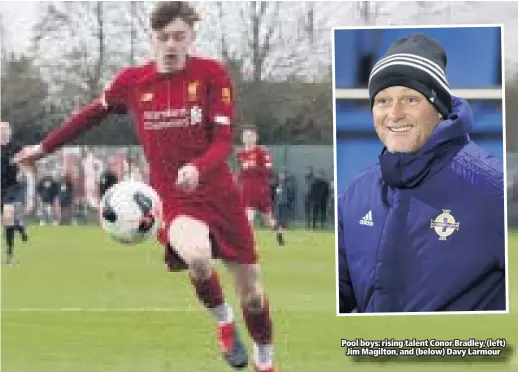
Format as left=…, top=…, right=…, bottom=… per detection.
left=236, top=126, right=284, bottom=245
left=99, top=158, right=119, bottom=198
left=1, top=121, right=31, bottom=264
left=273, top=171, right=294, bottom=246
left=57, top=171, right=75, bottom=225
left=15, top=3, right=276, bottom=371
left=62, top=147, right=83, bottom=225
left=36, top=169, right=60, bottom=226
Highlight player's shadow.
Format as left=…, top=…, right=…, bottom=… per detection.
left=350, top=345, right=515, bottom=364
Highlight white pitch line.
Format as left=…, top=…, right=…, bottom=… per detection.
left=2, top=307, right=200, bottom=312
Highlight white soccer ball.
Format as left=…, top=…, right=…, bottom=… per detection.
left=99, top=181, right=163, bottom=245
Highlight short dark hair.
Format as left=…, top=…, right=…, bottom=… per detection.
left=150, top=2, right=200, bottom=31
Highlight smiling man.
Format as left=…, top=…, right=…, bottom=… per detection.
left=337, top=33, right=505, bottom=313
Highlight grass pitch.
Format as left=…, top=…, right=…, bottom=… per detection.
left=1, top=226, right=517, bottom=371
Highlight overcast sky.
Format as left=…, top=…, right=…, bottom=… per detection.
left=0, top=1, right=38, bottom=51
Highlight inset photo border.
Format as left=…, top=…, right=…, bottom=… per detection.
left=332, top=24, right=508, bottom=316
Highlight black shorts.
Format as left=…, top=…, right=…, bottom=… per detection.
left=40, top=196, right=57, bottom=205
left=1, top=187, right=20, bottom=211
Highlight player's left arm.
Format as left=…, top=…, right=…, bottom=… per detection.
left=190, top=62, right=234, bottom=177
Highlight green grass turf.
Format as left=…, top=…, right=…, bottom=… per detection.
left=1, top=226, right=518, bottom=371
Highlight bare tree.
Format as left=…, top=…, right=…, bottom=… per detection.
left=34, top=2, right=105, bottom=102
left=30, top=2, right=152, bottom=145
left=1, top=54, right=48, bottom=144
left=195, top=2, right=339, bottom=143
left=357, top=1, right=380, bottom=25
left=199, top=2, right=337, bottom=83
left=249, top=1, right=279, bottom=82
left=0, top=13, right=7, bottom=60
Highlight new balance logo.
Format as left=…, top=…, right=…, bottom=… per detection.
left=359, top=211, right=374, bottom=226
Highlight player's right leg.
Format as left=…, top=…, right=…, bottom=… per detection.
left=261, top=210, right=285, bottom=246
left=273, top=205, right=288, bottom=246
left=14, top=202, right=28, bottom=242
left=168, top=215, right=248, bottom=369
left=2, top=203, right=16, bottom=264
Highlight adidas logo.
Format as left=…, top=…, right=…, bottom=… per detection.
left=359, top=211, right=374, bottom=226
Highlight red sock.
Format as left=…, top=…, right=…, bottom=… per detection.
left=242, top=296, right=273, bottom=345
left=190, top=271, right=224, bottom=309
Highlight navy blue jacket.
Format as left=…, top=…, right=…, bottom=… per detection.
left=338, top=97, right=505, bottom=313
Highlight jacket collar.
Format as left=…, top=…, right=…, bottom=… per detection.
left=379, top=96, right=472, bottom=189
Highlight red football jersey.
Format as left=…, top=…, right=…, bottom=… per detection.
left=236, top=145, right=273, bottom=182
left=42, top=57, right=236, bottom=202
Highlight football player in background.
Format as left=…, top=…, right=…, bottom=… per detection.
left=36, top=169, right=60, bottom=226
left=236, top=126, right=284, bottom=245
left=273, top=170, right=295, bottom=246
left=57, top=171, right=75, bottom=225
left=15, top=3, right=276, bottom=371
left=1, top=121, right=32, bottom=264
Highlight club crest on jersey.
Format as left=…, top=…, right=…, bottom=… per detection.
left=430, top=209, right=460, bottom=241
left=222, top=87, right=231, bottom=104
left=190, top=105, right=203, bottom=125
left=140, top=92, right=154, bottom=102
left=188, top=81, right=199, bottom=101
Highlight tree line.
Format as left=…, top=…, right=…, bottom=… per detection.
left=1, top=51, right=333, bottom=146
left=2, top=2, right=515, bottom=148
left=1, top=2, right=333, bottom=146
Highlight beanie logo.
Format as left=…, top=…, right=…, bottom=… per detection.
left=429, top=89, right=437, bottom=103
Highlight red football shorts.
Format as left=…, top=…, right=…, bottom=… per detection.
left=156, top=187, right=258, bottom=271
left=241, top=180, right=272, bottom=214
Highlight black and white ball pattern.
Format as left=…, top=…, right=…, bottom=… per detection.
left=100, top=181, right=162, bottom=245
